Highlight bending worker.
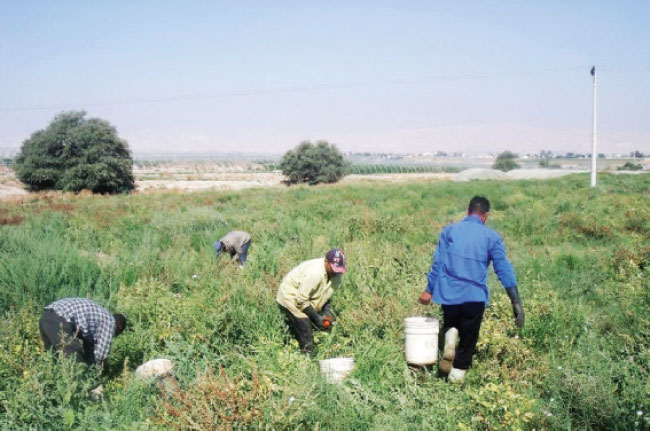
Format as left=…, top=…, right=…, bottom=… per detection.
left=213, top=230, right=251, bottom=265
left=39, top=297, right=126, bottom=366
left=276, top=248, right=346, bottom=353
left=419, top=196, right=524, bottom=383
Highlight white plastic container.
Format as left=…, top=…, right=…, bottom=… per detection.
left=135, top=358, right=174, bottom=379
left=404, top=316, right=440, bottom=366
left=319, top=357, right=355, bottom=383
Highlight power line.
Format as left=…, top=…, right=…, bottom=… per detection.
left=0, top=65, right=590, bottom=113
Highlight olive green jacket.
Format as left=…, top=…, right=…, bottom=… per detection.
left=276, top=258, right=342, bottom=318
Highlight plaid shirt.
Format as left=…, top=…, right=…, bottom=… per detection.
left=45, top=298, right=116, bottom=364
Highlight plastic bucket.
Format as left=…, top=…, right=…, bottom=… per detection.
left=404, top=316, right=440, bottom=365
left=319, top=357, right=355, bottom=383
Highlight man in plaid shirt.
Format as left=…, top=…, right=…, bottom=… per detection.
left=39, top=298, right=127, bottom=365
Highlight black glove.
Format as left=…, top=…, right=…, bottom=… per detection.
left=505, top=286, right=525, bottom=329
left=321, top=301, right=335, bottom=321
left=303, top=306, right=326, bottom=330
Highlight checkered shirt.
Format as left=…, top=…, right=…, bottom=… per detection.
left=45, top=298, right=116, bottom=364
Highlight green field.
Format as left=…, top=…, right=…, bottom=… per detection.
left=1, top=173, right=649, bottom=430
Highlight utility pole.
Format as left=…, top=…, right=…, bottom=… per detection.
left=590, top=66, right=597, bottom=187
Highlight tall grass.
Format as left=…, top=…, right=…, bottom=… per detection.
left=1, top=173, right=649, bottom=430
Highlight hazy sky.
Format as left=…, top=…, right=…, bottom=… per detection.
left=1, top=1, right=649, bottom=155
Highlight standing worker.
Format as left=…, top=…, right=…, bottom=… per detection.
left=276, top=248, right=346, bottom=354
left=39, top=298, right=126, bottom=366
left=418, top=196, right=524, bottom=383
left=213, top=230, right=252, bottom=266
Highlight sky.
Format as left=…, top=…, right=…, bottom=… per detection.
left=1, top=1, right=649, bottom=156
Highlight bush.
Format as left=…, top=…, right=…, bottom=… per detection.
left=617, top=162, right=643, bottom=171
left=493, top=151, right=520, bottom=172
left=154, top=366, right=263, bottom=430
left=279, top=140, right=349, bottom=185
left=14, top=111, right=135, bottom=194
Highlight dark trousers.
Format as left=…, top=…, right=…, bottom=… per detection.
left=39, top=309, right=92, bottom=364
left=441, top=302, right=485, bottom=370
left=278, top=305, right=314, bottom=354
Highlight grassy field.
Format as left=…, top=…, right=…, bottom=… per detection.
left=1, top=173, right=649, bottom=430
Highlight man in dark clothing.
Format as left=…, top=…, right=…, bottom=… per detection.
left=39, top=298, right=126, bottom=366
left=419, top=196, right=524, bottom=383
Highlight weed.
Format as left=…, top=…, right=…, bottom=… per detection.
left=154, top=366, right=262, bottom=430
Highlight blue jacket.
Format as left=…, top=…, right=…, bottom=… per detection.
left=426, top=215, right=517, bottom=305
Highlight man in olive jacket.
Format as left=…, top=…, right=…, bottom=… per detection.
left=277, top=248, right=346, bottom=353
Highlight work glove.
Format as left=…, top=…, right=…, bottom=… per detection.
left=321, top=301, right=336, bottom=322
left=418, top=291, right=432, bottom=305
left=303, top=306, right=326, bottom=330
left=505, top=286, right=525, bottom=328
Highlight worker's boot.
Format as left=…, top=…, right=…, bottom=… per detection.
left=448, top=367, right=467, bottom=383
left=439, top=327, right=459, bottom=374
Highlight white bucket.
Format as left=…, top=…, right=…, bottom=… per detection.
left=319, top=357, right=355, bottom=383
left=404, top=316, right=439, bottom=366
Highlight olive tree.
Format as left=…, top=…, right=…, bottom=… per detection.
left=14, top=111, right=135, bottom=194
left=279, top=140, right=349, bottom=185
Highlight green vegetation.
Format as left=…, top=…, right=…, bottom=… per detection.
left=538, top=159, right=561, bottom=169
left=14, top=111, right=135, bottom=194
left=263, top=163, right=459, bottom=175
left=618, top=161, right=643, bottom=171
left=1, top=173, right=649, bottom=430
left=493, top=151, right=521, bottom=172
left=279, top=140, right=349, bottom=185
left=349, top=164, right=460, bottom=174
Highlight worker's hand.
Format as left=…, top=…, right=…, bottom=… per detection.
left=303, top=306, right=326, bottom=330
left=512, top=302, right=525, bottom=329
left=313, top=315, right=327, bottom=330
left=505, top=286, right=524, bottom=329
left=418, top=291, right=432, bottom=305
left=322, top=301, right=333, bottom=318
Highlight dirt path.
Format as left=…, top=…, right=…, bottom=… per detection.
left=0, top=175, right=28, bottom=200
left=0, top=169, right=639, bottom=201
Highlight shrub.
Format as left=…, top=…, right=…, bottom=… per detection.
left=154, top=366, right=262, bottom=430
left=493, top=151, right=520, bottom=172
left=14, top=111, right=135, bottom=194
left=617, top=162, right=643, bottom=171
left=279, top=140, right=349, bottom=185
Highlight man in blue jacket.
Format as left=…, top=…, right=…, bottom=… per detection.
left=419, top=196, right=524, bottom=383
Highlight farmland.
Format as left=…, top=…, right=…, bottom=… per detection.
left=1, top=172, right=649, bottom=430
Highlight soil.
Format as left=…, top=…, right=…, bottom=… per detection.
left=0, top=168, right=640, bottom=201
